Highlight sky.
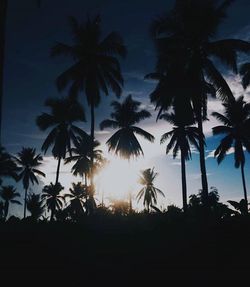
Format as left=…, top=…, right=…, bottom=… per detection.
left=2, top=0, right=250, bottom=216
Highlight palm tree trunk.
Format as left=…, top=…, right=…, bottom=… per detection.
left=55, top=157, right=61, bottom=184
left=181, top=151, right=188, bottom=213
left=4, top=200, right=8, bottom=219
left=90, top=102, right=95, bottom=186
left=241, top=163, right=248, bottom=214
left=0, top=0, right=7, bottom=143
left=197, top=114, right=209, bottom=203
left=50, top=206, right=55, bottom=221
left=24, top=188, right=28, bottom=218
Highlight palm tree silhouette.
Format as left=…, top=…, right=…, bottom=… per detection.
left=14, top=147, right=45, bottom=218
left=65, top=136, right=104, bottom=185
left=212, top=96, right=250, bottom=212
left=41, top=182, right=65, bottom=221
left=100, top=95, right=154, bottom=159
left=240, top=63, right=250, bottom=89
left=51, top=15, right=126, bottom=186
left=160, top=112, right=201, bottom=212
left=26, top=193, right=45, bottom=221
left=0, top=146, right=19, bottom=184
left=136, top=168, right=164, bottom=212
left=150, top=0, right=250, bottom=202
left=0, top=185, right=21, bottom=219
left=36, top=97, right=87, bottom=184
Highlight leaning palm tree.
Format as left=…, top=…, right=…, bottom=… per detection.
left=137, top=168, right=164, bottom=212
left=0, top=185, right=21, bottom=219
left=14, top=147, right=45, bottom=218
left=65, top=136, right=105, bottom=185
left=41, top=182, right=65, bottom=221
left=36, top=97, right=87, bottom=184
left=150, top=0, right=250, bottom=201
left=51, top=15, right=126, bottom=186
left=212, top=96, right=250, bottom=213
left=26, top=193, right=45, bottom=221
left=160, top=112, right=201, bottom=212
left=100, top=95, right=154, bottom=159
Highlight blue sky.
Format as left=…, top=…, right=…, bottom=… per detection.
left=2, top=0, right=250, bottom=216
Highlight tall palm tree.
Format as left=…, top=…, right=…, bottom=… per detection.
left=150, top=0, right=250, bottom=202
left=212, top=96, right=250, bottom=212
left=160, top=112, right=201, bottom=212
left=26, top=193, right=45, bottom=221
left=41, top=182, right=65, bottom=221
left=137, top=168, right=164, bottom=212
left=100, top=95, right=154, bottom=159
left=65, top=136, right=105, bottom=185
left=14, top=147, right=45, bottom=218
left=51, top=15, right=126, bottom=186
left=0, top=185, right=21, bottom=219
left=0, top=146, right=19, bottom=185
left=36, top=97, right=87, bottom=184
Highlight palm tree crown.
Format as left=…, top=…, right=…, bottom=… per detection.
left=26, top=193, right=45, bottom=221
left=14, top=147, right=45, bottom=218
left=137, top=168, right=164, bottom=212
left=100, top=95, right=154, bottom=159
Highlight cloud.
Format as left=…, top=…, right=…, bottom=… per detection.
left=206, top=147, right=246, bottom=159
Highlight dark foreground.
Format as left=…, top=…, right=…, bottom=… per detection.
left=1, top=215, right=250, bottom=284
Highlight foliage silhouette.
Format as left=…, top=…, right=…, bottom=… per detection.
left=14, top=147, right=45, bottom=218
left=239, top=62, right=250, bottom=89
left=212, top=96, right=250, bottom=213
left=0, top=146, right=19, bottom=184
left=100, top=95, right=154, bottom=159
left=36, top=97, right=87, bottom=184
left=0, top=185, right=21, bottom=219
left=26, top=193, right=45, bottom=221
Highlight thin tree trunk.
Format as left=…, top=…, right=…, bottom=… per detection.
left=55, top=157, right=61, bottom=184
left=181, top=151, right=188, bottom=213
left=90, top=102, right=95, bottom=186
left=197, top=114, right=209, bottom=203
left=50, top=206, right=55, bottom=221
left=241, top=163, right=248, bottom=214
left=0, top=0, right=7, bottom=144
left=24, top=188, right=27, bottom=218
left=4, top=200, right=8, bottom=219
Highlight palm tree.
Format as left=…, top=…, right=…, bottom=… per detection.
left=160, top=112, right=201, bottom=212
left=240, top=62, right=250, bottom=89
left=0, top=185, right=21, bottom=219
left=0, top=146, right=19, bottom=184
left=51, top=15, right=126, bottom=186
left=212, top=96, right=250, bottom=213
left=100, top=95, right=154, bottom=159
left=41, top=182, right=65, bottom=221
left=14, top=147, right=45, bottom=218
left=36, top=97, right=87, bottom=184
left=150, top=0, right=250, bottom=202
left=26, top=193, right=45, bottom=221
left=65, top=136, right=105, bottom=185
left=136, top=168, right=164, bottom=212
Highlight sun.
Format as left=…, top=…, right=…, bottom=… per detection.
left=95, top=157, right=143, bottom=202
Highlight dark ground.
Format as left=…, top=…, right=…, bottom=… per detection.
left=1, top=215, right=250, bottom=284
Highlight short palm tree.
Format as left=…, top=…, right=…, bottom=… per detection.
left=51, top=15, right=126, bottom=186
left=100, top=95, right=154, bottom=159
left=36, top=97, right=87, bottom=184
left=65, top=136, right=104, bottom=185
left=0, top=185, right=21, bottom=219
left=160, top=112, right=201, bottom=212
left=136, top=168, right=164, bottom=212
left=14, top=147, right=45, bottom=218
left=212, top=96, right=250, bottom=212
left=41, top=182, right=65, bottom=221
left=26, top=193, right=45, bottom=221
